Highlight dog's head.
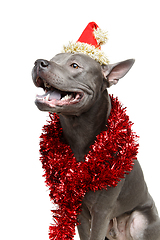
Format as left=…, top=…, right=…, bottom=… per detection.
left=32, top=53, right=134, bottom=116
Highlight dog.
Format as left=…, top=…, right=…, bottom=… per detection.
left=32, top=53, right=160, bottom=240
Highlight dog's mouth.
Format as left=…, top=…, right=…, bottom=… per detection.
left=35, top=77, right=84, bottom=107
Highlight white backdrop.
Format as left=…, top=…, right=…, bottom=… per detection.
left=1, top=1, right=160, bottom=239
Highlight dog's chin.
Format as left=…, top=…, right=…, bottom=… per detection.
left=35, top=92, right=91, bottom=115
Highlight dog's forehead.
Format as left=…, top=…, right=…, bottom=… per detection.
left=50, top=53, right=99, bottom=66
left=50, top=53, right=72, bottom=64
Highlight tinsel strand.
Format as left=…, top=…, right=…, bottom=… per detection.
left=39, top=95, right=139, bottom=240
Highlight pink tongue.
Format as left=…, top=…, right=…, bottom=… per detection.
left=49, top=90, right=61, bottom=100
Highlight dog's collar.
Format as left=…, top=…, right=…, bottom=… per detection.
left=39, top=95, right=139, bottom=239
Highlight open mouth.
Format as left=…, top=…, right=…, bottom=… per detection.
left=35, top=77, right=84, bottom=107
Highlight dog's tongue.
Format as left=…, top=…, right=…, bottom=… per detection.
left=48, top=90, right=61, bottom=100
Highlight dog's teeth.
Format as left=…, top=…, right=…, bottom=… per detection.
left=44, top=81, right=51, bottom=89
left=61, top=94, right=72, bottom=101
left=45, top=93, right=50, bottom=101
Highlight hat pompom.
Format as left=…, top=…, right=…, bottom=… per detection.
left=93, top=27, right=108, bottom=46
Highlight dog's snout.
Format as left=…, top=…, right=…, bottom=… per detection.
left=35, top=59, right=49, bottom=68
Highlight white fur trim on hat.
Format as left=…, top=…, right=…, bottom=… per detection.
left=62, top=41, right=109, bottom=65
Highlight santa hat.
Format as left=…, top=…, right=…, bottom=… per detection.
left=62, top=22, right=109, bottom=65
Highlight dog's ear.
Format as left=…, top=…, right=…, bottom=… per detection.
left=101, top=59, right=135, bottom=89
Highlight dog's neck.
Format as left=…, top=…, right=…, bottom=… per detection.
left=59, top=91, right=111, bottom=162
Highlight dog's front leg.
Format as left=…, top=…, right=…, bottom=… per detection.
left=78, top=206, right=111, bottom=240
left=85, top=182, right=125, bottom=240
left=89, top=208, right=111, bottom=240
left=77, top=203, right=91, bottom=240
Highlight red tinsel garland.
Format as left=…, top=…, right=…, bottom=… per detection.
left=39, top=95, right=139, bottom=240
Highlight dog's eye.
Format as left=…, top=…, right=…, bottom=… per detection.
left=70, top=63, right=79, bottom=69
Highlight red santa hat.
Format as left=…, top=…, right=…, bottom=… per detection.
left=62, top=22, right=109, bottom=65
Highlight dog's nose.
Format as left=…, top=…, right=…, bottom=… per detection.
left=35, top=59, right=49, bottom=68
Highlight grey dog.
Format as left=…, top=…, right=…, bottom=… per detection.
left=32, top=53, right=160, bottom=240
